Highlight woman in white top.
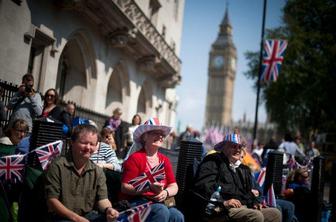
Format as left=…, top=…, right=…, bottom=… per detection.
left=90, top=141, right=121, bottom=172
left=127, top=114, right=142, bottom=147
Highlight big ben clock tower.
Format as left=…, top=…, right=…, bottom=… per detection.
left=204, top=7, right=237, bottom=127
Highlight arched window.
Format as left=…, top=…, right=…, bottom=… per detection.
left=56, top=40, right=87, bottom=105
left=105, top=70, right=122, bottom=112
left=56, top=30, right=96, bottom=108
left=137, top=87, right=146, bottom=115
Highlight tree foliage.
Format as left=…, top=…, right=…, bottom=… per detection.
left=244, top=0, right=336, bottom=137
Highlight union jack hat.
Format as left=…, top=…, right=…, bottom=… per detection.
left=133, top=117, right=172, bottom=143
left=214, top=133, right=242, bottom=151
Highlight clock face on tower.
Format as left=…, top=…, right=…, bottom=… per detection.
left=231, top=58, right=236, bottom=70
left=213, top=55, right=224, bottom=69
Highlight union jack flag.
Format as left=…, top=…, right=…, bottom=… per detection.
left=265, top=184, right=277, bottom=207
left=117, top=201, right=152, bottom=222
left=254, top=168, right=277, bottom=207
left=34, top=140, right=63, bottom=170
left=261, top=39, right=288, bottom=82
left=256, top=167, right=266, bottom=187
left=0, top=154, right=26, bottom=183
left=129, top=162, right=165, bottom=191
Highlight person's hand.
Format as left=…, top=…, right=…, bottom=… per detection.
left=282, top=188, right=294, bottom=198
left=251, top=189, right=259, bottom=197
left=18, top=84, right=26, bottom=95
left=73, top=215, right=89, bottom=222
left=150, top=182, right=164, bottom=194
left=106, top=207, right=119, bottom=222
left=253, top=203, right=264, bottom=210
left=223, top=199, right=242, bottom=208
left=152, top=189, right=169, bottom=202
left=97, top=163, right=105, bottom=168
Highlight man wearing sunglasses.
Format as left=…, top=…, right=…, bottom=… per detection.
left=193, top=133, right=281, bottom=222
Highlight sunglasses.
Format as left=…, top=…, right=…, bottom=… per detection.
left=230, top=143, right=243, bottom=150
left=148, top=131, right=164, bottom=137
left=46, top=94, right=55, bottom=98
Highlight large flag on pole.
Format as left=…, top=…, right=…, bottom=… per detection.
left=261, top=39, right=288, bottom=82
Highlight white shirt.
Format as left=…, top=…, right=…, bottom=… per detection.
left=278, top=141, right=305, bottom=164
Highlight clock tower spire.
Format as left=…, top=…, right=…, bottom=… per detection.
left=204, top=5, right=237, bottom=128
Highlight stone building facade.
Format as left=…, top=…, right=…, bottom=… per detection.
left=204, top=8, right=237, bottom=128
left=0, top=0, right=185, bottom=126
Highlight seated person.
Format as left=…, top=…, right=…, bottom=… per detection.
left=251, top=177, right=296, bottom=222
left=90, top=132, right=122, bottom=204
left=284, top=168, right=312, bottom=222
left=44, top=124, right=119, bottom=222
left=287, top=168, right=310, bottom=190
left=60, top=101, right=76, bottom=137
left=90, top=141, right=121, bottom=172
left=120, top=118, right=184, bottom=222
left=100, top=127, right=117, bottom=151
left=193, top=132, right=281, bottom=222
left=0, top=119, right=28, bottom=156
left=0, top=119, right=28, bottom=221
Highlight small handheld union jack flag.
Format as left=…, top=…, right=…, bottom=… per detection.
left=265, top=184, right=277, bottom=207
left=34, top=140, right=63, bottom=170
left=261, top=39, right=288, bottom=82
left=117, top=201, right=152, bottom=222
left=256, top=167, right=266, bottom=187
left=128, top=162, right=165, bottom=192
left=0, top=154, right=26, bottom=183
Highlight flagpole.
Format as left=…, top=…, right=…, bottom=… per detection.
left=252, top=0, right=267, bottom=142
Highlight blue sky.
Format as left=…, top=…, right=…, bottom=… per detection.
left=176, top=0, right=286, bottom=132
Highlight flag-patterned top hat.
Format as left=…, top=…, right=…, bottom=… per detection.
left=133, top=117, right=172, bottom=143
left=214, top=133, right=242, bottom=151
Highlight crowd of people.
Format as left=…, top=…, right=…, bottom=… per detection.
left=0, top=74, right=186, bottom=221
left=0, top=74, right=326, bottom=222
left=251, top=133, right=320, bottom=170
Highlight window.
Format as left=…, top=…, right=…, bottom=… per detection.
left=162, top=25, right=166, bottom=38
left=171, top=40, right=176, bottom=52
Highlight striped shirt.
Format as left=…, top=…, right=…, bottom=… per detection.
left=90, top=142, right=122, bottom=172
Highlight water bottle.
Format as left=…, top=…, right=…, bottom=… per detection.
left=205, top=186, right=222, bottom=215
left=281, top=168, right=289, bottom=194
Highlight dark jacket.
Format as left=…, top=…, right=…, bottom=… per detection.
left=43, top=106, right=63, bottom=122
left=193, top=152, right=260, bottom=209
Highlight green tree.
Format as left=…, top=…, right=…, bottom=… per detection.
left=244, top=0, right=336, bottom=138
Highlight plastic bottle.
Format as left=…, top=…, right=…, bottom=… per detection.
left=281, top=168, right=289, bottom=194
left=205, top=186, right=222, bottom=215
